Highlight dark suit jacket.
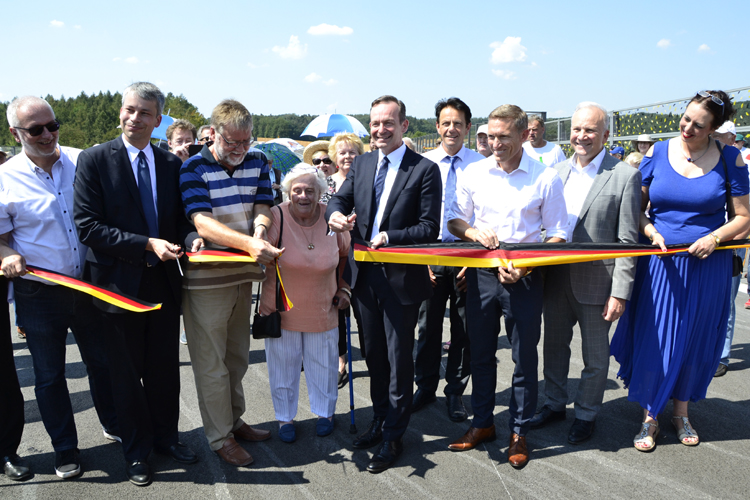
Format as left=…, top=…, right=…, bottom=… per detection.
left=326, top=147, right=441, bottom=305
left=74, top=136, right=191, bottom=313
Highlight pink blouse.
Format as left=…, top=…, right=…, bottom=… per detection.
left=260, top=202, right=350, bottom=332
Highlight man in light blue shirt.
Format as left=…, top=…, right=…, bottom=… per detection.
left=413, top=97, right=485, bottom=422
left=0, top=96, right=119, bottom=480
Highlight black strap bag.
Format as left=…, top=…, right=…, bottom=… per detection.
left=252, top=207, right=283, bottom=339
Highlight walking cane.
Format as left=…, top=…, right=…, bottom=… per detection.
left=346, top=314, right=357, bottom=434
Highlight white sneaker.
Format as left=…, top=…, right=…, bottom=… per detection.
left=55, top=448, right=81, bottom=479
left=103, top=429, right=122, bottom=443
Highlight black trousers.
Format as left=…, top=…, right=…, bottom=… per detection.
left=102, top=265, right=180, bottom=462
left=0, top=277, right=24, bottom=458
left=415, top=265, right=470, bottom=396
left=467, top=268, right=543, bottom=436
left=353, top=264, right=419, bottom=441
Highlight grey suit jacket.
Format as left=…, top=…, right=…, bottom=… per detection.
left=552, top=153, right=641, bottom=305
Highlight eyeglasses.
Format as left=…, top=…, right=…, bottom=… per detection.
left=199, top=136, right=211, bottom=142
left=14, top=120, right=61, bottom=137
left=217, top=132, right=252, bottom=149
left=312, top=157, right=333, bottom=165
left=697, top=91, right=724, bottom=107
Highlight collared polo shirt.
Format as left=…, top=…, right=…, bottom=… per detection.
left=179, top=145, right=274, bottom=289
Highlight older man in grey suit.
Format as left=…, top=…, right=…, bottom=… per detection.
left=530, top=102, right=641, bottom=444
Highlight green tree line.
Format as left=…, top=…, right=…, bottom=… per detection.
left=1, top=92, right=449, bottom=149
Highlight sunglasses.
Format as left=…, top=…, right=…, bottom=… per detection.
left=697, top=91, right=724, bottom=107
left=312, top=157, right=333, bottom=165
left=14, top=120, right=61, bottom=137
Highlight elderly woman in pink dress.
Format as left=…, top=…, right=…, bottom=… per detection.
left=260, top=164, right=351, bottom=443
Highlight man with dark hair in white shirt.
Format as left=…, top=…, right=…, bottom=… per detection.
left=446, top=104, right=568, bottom=469
left=412, top=97, right=485, bottom=422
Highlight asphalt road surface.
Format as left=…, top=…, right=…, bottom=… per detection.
left=2, top=284, right=749, bottom=500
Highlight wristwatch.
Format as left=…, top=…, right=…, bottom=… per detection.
left=709, top=232, right=721, bottom=246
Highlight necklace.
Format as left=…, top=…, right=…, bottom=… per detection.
left=682, top=139, right=712, bottom=163
left=300, top=225, right=315, bottom=250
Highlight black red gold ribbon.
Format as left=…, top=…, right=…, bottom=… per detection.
left=186, top=250, right=293, bottom=311
left=2, top=266, right=161, bottom=312
left=353, top=240, right=750, bottom=268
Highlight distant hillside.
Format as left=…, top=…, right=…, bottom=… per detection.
left=1, top=92, right=456, bottom=148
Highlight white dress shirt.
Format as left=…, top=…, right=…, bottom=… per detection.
left=423, top=144, right=485, bottom=241
left=0, top=146, right=86, bottom=280
left=449, top=151, right=568, bottom=243
left=122, top=135, right=159, bottom=212
left=522, top=141, right=567, bottom=167
left=563, top=147, right=606, bottom=238
left=371, top=142, right=407, bottom=238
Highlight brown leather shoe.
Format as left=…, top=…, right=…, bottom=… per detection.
left=233, top=423, right=271, bottom=442
left=448, top=425, right=496, bottom=451
left=216, top=437, right=253, bottom=467
left=508, top=433, right=529, bottom=469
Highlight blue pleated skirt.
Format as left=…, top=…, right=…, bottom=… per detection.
left=610, top=249, right=731, bottom=416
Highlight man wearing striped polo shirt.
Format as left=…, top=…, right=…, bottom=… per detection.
left=180, top=100, right=280, bottom=467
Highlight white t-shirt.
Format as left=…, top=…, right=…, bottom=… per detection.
left=523, top=141, right=567, bottom=167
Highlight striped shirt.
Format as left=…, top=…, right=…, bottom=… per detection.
left=180, top=146, right=274, bottom=289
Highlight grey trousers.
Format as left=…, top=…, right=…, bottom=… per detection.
left=542, top=266, right=613, bottom=422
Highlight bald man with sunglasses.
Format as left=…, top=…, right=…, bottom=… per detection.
left=0, top=96, right=119, bottom=480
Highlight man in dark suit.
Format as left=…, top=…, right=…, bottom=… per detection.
left=326, top=95, right=441, bottom=473
left=74, top=82, right=197, bottom=487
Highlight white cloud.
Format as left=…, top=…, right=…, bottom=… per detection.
left=323, top=79, right=338, bottom=86
left=304, top=72, right=322, bottom=83
left=307, top=23, right=353, bottom=36
left=125, top=56, right=139, bottom=64
left=272, top=35, right=307, bottom=59
left=530, top=61, right=538, bottom=67
left=74, top=25, right=81, bottom=29
left=112, top=57, right=121, bottom=62
left=490, top=37, right=527, bottom=64
left=50, top=20, right=64, bottom=28
left=657, top=39, right=671, bottom=49
left=698, top=44, right=711, bottom=52
left=492, top=69, right=517, bottom=80
left=247, top=62, right=269, bottom=69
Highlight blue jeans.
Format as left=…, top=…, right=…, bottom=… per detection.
left=13, top=278, right=118, bottom=452
left=722, top=248, right=746, bottom=366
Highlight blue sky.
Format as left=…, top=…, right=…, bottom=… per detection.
left=2, top=1, right=746, bottom=121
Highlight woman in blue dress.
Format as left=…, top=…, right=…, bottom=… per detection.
left=610, top=90, right=750, bottom=451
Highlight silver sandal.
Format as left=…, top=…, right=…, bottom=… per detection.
left=672, top=416, right=699, bottom=446
left=633, top=421, right=660, bottom=451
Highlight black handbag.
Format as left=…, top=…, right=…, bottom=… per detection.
left=716, top=140, right=743, bottom=277
left=252, top=208, right=283, bottom=339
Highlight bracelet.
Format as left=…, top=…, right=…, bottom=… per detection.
left=648, top=231, right=659, bottom=242
left=339, top=288, right=352, bottom=298
left=255, top=223, right=268, bottom=232
left=709, top=232, right=721, bottom=246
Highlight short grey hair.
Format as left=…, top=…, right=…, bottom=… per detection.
left=574, top=101, right=610, bottom=131
left=6, top=96, right=54, bottom=128
left=527, top=114, right=545, bottom=128
left=280, top=163, right=328, bottom=201
left=123, top=82, right=165, bottom=116
left=197, top=124, right=211, bottom=137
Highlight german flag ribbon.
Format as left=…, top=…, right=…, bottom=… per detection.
left=353, top=239, right=750, bottom=268
left=186, top=249, right=293, bottom=311
left=1, top=266, right=161, bottom=312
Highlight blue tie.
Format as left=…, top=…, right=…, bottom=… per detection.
left=137, top=151, right=159, bottom=266
left=373, top=156, right=390, bottom=208
left=442, top=156, right=457, bottom=242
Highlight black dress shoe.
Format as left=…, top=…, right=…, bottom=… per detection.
left=155, top=443, right=198, bottom=464
left=411, top=388, right=436, bottom=413
left=3, top=454, right=32, bottom=481
left=568, top=419, right=595, bottom=444
left=446, top=394, right=468, bottom=422
left=367, top=439, right=403, bottom=473
left=126, top=460, right=152, bottom=487
left=353, top=417, right=384, bottom=449
left=714, top=363, right=728, bottom=377
left=529, top=405, right=566, bottom=429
